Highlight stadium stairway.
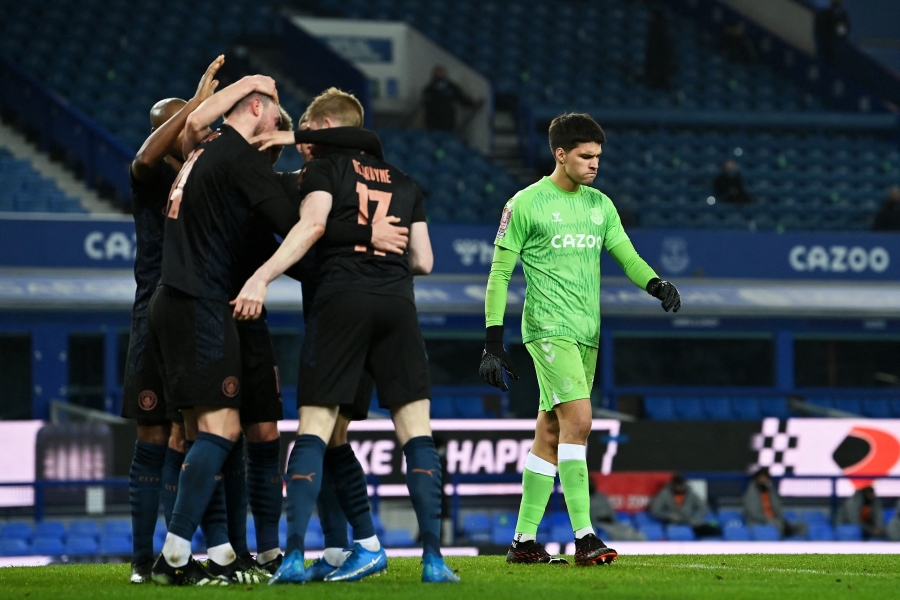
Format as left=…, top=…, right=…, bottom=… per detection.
left=0, top=121, right=110, bottom=214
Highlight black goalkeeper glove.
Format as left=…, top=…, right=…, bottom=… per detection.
left=479, top=325, right=519, bottom=392
left=646, top=277, right=682, bottom=313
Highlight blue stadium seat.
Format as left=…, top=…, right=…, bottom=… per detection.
left=305, top=530, right=325, bottom=550
left=454, top=396, right=488, bottom=419
left=69, top=521, right=100, bottom=540
left=549, top=525, right=572, bottom=543
left=633, top=512, right=661, bottom=528
left=704, top=398, right=734, bottom=421
left=644, top=397, right=677, bottom=421
left=807, top=524, right=835, bottom=541
left=666, top=524, right=696, bottom=541
left=834, top=398, right=862, bottom=415
left=462, top=513, right=491, bottom=543
left=382, top=529, right=417, bottom=548
left=32, top=536, right=64, bottom=555
left=34, top=521, right=66, bottom=540
left=103, top=519, right=131, bottom=537
left=548, top=511, right=570, bottom=529
left=0, top=522, right=33, bottom=543
left=798, top=510, right=829, bottom=525
left=834, top=525, right=863, bottom=541
left=616, top=512, right=635, bottom=527
left=723, top=525, right=750, bottom=541
left=732, top=398, right=763, bottom=421
left=430, top=397, right=455, bottom=419
left=0, top=539, right=30, bottom=556
left=760, top=398, right=790, bottom=419
left=191, top=528, right=206, bottom=553
left=493, top=512, right=516, bottom=529
left=65, top=537, right=99, bottom=556
left=491, top=525, right=516, bottom=546
left=862, top=399, right=892, bottom=418
left=638, top=524, right=664, bottom=541
left=749, top=525, right=780, bottom=541
left=677, top=398, right=705, bottom=420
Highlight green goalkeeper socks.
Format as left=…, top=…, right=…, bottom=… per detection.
left=558, top=444, right=592, bottom=534
left=513, top=453, right=557, bottom=538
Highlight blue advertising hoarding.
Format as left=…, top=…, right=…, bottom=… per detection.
left=0, top=216, right=899, bottom=281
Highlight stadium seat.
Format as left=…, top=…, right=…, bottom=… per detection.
left=638, top=524, right=664, bottom=541
left=807, top=524, right=835, bottom=541
left=723, top=526, right=750, bottom=541
left=666, top=524, right=696, bottom=541
left=191, top=529, right=206, bottom=553
left=798, top=510, right=829, bottom=525
left=549, top=525, right=573, bottom=544
left=676, top=398, right=706, bottom=420
left=644, top=397, right=677, bottom=420
left=862, top=399, right=892, bottom=418
left=749, top=525, right=780, bottom=541
left=0, top=522, right=33, bottom=543
left=491, top=525, right=516, bottom=546
left=616, top=512, right=635, bottom=527
left=99, top=532, right=132, bottom=555
left=32, top=536, right=65, bottom=555
left=68, top=521, right=100, bottom=540
left=34, top=521, right=66, bottom=541
left=834, top=399, right=862, bottom=415
left=891, top=400, right=900, bottom=418
left=305, top=530, right=325, bottom=550
left=462, top=513, right=491, bottom=544
left=717, top=509, right=744, bottom=529
left=633, top=512, right=661, bottom=528
left=102, top=519, right=131, bottom=537
left=0, top=539, right=29, bottom=556
left=704, top=398, right=734, bottom=421
left=548, top=511, right=570, bottom=529
left=430, top=397, right=455, bottom=419
left=64, top=537, right=99, bottom=556
left=834, top=525, right=863, bottom=541
left=382, top=529, right=415, bottom=547
left=493, top=512, right=516, bottom=529
left=732, top=398, right=763, bottom=421
left=760, top=398, right=790, bottom=419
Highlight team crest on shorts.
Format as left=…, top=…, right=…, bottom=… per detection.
left=559, top=378, right=573, bottom=394
left=222, top=376, right=240, bottom=398
left=590, top=207, right=604, bottom=225
left=138, top=390, right=158, bottom=411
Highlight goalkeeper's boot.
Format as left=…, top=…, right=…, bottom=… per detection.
left=130, top=556, right=154, bottom=583
left=422, top=554, right=460, bottom=583
left=207, top=553, right=271, bottom=583
left=151, top=554, right=226, bottom=586
left=506, top=539, right=569, bottom=565
left=268, top=549, right=306, bottom=585
left=574, top=533, right=617, bottom=566
left=325, top=543, right=388, bottom=582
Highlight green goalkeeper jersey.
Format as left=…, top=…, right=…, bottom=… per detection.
left=494, top=176, right=631, bottom=348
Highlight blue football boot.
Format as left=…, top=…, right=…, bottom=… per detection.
left=324, top=543, right=388, bottom=582
left=422, top=554, right=460, bottom=583
left=304, top=555, right=341, bottom=582
left=268, top=550, right=306, bottom=585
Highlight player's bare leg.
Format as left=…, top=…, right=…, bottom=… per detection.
left=390, top=400, right=458, bottom=582
left=555, top=399, right=616, bottom=566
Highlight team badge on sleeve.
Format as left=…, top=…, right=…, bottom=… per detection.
left=496, top=205, right=513, bottom=240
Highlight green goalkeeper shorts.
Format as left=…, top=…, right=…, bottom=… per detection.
left=524, top=336, right=597, bottom=412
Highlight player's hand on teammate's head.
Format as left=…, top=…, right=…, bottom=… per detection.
left=646, top=278, right=682, bottom=313
left=249, top=130, right=295, bottom=152
left=230, top=275, right=269, bottom=321
left=195, top=55, right=225, bottom=101
left=246, top=74, right=279, bottom=106
left=371, top=216, right=409, bottom=255
left=479, top=325, right=519, bottom=392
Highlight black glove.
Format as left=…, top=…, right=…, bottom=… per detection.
left=479, top=325, right=519, bottom=392
left=646, top=278, right=681, bottom=313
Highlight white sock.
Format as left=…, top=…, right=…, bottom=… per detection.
left=323, top=547, right=352, bottom=567
left=257, top=548, right=282, bottom=565
left=161, top=533, right=192, bottom=568
left=513, top=532, right=536, bottom=543
left=356, top=535, right=381, bottom=552
left=574, top=526, right=594, bottom=539
left=207, top=543, right=236, bottom=566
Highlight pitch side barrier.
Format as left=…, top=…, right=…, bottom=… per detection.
left=0, top=56, right=133, bottom=206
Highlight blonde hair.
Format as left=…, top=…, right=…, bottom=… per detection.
left=278, top=106, right=293, bottom=132
left=305, top=87, right=364, bottom=127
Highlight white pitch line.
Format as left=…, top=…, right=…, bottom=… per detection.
left=626, top=560, right=894, bottom=578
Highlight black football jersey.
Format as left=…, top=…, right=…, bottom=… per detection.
left=299, top=149, right=426, bottom=302
left=130, top=162, right=177, bottom=316
left=158, top=125, right=296, bottom=302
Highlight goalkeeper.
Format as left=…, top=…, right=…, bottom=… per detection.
left=479, top=113, right=681, bottom=566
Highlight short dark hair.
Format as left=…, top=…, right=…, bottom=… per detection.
left=225, top=91, right=275, bottom=118
left=548, top=113, right=606, bottom=153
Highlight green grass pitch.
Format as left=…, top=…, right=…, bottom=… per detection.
left=1, top=555, right=899, bottom=599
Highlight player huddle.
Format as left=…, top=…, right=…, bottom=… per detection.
left=122, top=55, right=681, bottom=587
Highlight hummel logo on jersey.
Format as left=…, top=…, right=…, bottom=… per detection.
left=541, top=341, right=553, bottom=353
left=411, top=468, right=437, bottom=477
left=551, top=233, right=600, bottom=249
left=552, top=212, right=562, bottom=222
left=291, top=472, right=316, bottom=482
